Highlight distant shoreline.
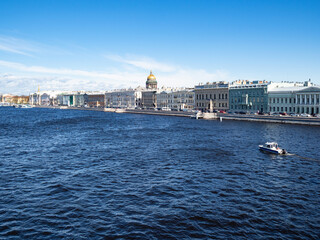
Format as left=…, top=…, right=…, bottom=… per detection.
left=18, top=106, right=320, bottom=126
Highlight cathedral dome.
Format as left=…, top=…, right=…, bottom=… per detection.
left=147, top=71, right=156, bottom=82
left=146, top=70, right=157, bottom=89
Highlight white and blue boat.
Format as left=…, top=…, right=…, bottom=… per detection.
left=259, top=142, right=287, bottom=155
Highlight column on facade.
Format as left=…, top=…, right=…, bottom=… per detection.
left=309, top=94, right=311, bottom=105
left=304, top=94, right=306, bottom=105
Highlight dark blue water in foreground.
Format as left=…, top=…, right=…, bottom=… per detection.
left=0, top=107, right=320, bottom=239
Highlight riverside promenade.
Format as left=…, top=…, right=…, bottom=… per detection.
left=219, top=114, right=320, bottom=126
left=34, top=106, right=320, bottom=126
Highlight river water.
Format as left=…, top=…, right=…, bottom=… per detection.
left=0, top=107, right=319, bottom=239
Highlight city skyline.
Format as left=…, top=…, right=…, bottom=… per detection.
left=1, top=0, right=320, bottom=95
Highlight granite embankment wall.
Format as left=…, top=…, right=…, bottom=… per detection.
left=219, top=114, right=320, bottom=126
left=35, top=106, right=320, bottom=126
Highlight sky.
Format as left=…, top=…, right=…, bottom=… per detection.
left=0, top=0, right=319, bottom=95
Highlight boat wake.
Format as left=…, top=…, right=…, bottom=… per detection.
left=286, top=153, right=320, bottom=162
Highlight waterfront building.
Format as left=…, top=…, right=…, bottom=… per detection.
left=268, top=87, right=298, bottom=113
left=267, top=82, right=305, bottom=113
left=29, top=91, right=64, bottom=106
left=29, top=93, right=38, bottom=105
left=142, top=90, right=157, bottom=109
left=11, top=96, right=29, bottom=104
left=29, top=92, right=51, bottom=106
left=167, top=88, right=195, bottom=111
left=2, top=94, right=14, bottom=104
left=56, top=93, right=72, bottom=106
left=146, top=70, right=157, bottom=89
left=142, top=71, right=159, bottom=109
left=194, top=82, right=229, bottom=112
left=267, top=80, right=320, bottom=114
left=156, top=90, right=170, bottom=109
left=86, top=93, right=105, bottom=108
left=105, top=88, right=143, bottom=109
left=73, top=93, right=86, bottom=107
left=55, top=91, right=85, bottom=107
left=229, top=80, right=269, bottom=113
left=295, top=86, right=320, bottom=114
left=29, top=91, right=88, bottom=107
left=0, top=94, right=28, bottom=105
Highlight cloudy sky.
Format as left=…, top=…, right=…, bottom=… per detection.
left=0, top=0, right=320, bottom=95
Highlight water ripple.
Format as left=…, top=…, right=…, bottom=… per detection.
left=0, top=107, right=320, bottom=239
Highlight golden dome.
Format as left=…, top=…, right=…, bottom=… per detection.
left=147, top=70, right=156, bottom=81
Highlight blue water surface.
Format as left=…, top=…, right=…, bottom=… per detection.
left=0, top=107, right=319, bottom=239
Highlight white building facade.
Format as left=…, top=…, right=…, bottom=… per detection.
left=105, top=88, right=143, bottom=109
left=295, top=87, right=320, bottom=114
left=267, top=81, right=320, bottom=114
left=167, top=88, right=194, bottom=111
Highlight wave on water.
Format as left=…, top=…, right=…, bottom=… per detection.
left=0, top=107, right=320, bottom=239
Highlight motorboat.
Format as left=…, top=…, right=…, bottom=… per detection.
left=21, top=105, right=33, bottom=108
left=259, top=142, right=287, bottom=155
left=190, top=112, right=202, bottom=119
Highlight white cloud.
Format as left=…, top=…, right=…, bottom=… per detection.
left=0, top=73, right=130, bottom=95
left=0, top=54, right=231, bottom=94
left=104, top=54, right=231, bottom=87
left=0, top=60, right=121, bottom=79
left=104, top=54, right=176, bottom=72
left=0, top=60, right=145, bottom=94
left=0, top=36, right=39, bottom=56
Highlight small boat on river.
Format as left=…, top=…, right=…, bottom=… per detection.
left=259, top=142, right=287, bottom=155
